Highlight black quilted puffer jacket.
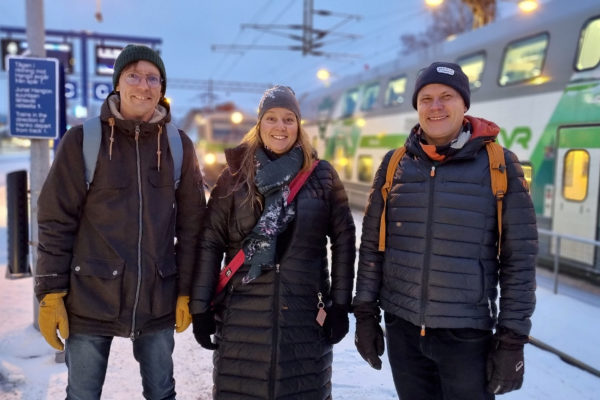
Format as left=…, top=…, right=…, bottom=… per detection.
left=190, top=144, right=356, bottom=400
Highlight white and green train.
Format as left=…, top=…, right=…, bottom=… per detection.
left=299, top=0, right=600, bottom=273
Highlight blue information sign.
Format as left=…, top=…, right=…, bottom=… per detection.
left=8, top=56, right=60, bottom=139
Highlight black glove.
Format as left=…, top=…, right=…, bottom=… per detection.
left=486, top=327, right=528, bottom=394
left=192, top=312, right=217, bottom=350
left=323, top=304, right=349, bottom=344
left=353, top=302, right=385, bottom=370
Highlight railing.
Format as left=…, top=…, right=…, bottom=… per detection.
left=537, top=228, right=600, bottom=294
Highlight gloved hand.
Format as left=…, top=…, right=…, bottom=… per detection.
left=38, top=292, right=69, bottom=351
left=192, top=312, right=217, bottom=350
left=175, top=295, right=192, bottom=333
left=323, top=304, right=349, bottom=344
left=353, top=302, right=385, bottom=370
left=486, top=327, right=528, bottom=394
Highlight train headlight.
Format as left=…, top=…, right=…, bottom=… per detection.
left=204, top=153, right=217, bottom=165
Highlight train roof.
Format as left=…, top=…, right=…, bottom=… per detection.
left=299, top=0, right=600, bottom=121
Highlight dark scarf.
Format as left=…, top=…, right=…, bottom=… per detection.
left=242, top=145, right=304, bottom=284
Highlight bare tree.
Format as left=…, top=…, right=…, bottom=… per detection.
left=400, top=0, right=497, bottom=54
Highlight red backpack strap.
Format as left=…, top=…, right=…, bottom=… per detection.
left=287, top=160, right=319, bottom=204
left=214, top=159, right=320, bottom=296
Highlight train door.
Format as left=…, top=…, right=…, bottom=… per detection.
left=551, top=125, right=600, bottom=265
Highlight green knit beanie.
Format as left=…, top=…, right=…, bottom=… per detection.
left=112, top=44, right=167, bottom=95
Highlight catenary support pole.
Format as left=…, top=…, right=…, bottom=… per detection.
left=25, top=0, right=49, bottom=331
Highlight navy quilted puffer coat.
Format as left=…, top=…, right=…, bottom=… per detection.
left=354, top=116, right=537, bottom=337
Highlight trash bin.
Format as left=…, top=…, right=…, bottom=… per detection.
left=6, top=170, right=31, bottom=279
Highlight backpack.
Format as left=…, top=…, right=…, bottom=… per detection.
left=82, top=116, right=183, bottom=190
left=378, top=142, right=507, bottom=257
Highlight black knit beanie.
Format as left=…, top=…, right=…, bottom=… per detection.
left=412, top=61, right=470, bottom=110
left=258, top=85, right=301, bottom=121
left=112, top=44, right=167, bottom=95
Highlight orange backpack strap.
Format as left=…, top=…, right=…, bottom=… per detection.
left=486, top=141, right=507, bottom=258
left=378, top=146, right=407, bottom=251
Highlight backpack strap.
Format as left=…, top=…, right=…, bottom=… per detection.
left=165, top=122, right=183, bottom=189
left=214, top=160, right=320, bottom=297
left=82, top=118, right=183, bottom=190
left=378, top=146, right=406, bottom=251
left=486, top=141, right=507, bottom=258
left=82, top=116, right=102, bottom=190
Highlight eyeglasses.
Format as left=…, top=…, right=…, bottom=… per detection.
left=124, top=72, right=163, bottom=88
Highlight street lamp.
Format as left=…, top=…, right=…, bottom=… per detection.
left=230, top=111, right=243, bottom=125
left=317, top=68, right=331, bottom=81
left=425, top=0, right=443, bottom=7
left=517, top=0, right=538, bottom=13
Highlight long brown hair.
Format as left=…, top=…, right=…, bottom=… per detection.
left=231, top=118, right=316, bottom=211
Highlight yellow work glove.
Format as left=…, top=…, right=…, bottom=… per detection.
left=175, top=295, right=192, bottom=333
left=38, top=292, right=69, bottom=351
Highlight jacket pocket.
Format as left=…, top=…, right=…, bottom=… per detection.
left=148, top=169, right=173, bottom=188
left=67, top=257, right=125, bottom=321
left=151, top=260, right=178, bottom=318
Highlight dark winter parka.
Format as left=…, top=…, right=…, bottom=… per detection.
left=354, top=116, right=537, bottom=337
left=190, top=145, right=356, bottom=400
left=35, top=94, right=206, bottom=338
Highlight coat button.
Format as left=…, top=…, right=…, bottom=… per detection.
left=113, top=270, right=118, bottom=276
left=74, top=266, right=81, bottom=272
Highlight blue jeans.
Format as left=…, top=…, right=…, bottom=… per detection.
left=385, top=313, right=494, bottom=400
left=65, top=328, right=176, bottom=400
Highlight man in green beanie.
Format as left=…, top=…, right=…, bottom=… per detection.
left=35, top=44, right=206, bottom=399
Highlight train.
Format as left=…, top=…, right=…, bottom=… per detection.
left=298, top=0, right=600, bottom=278
left=180, top=102, right=256, bottom=186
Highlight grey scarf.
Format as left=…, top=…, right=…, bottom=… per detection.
left=242, top=146, right=303, bottom=284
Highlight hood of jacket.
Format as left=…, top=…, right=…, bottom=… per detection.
left=406, top=115, right=500, bottom=161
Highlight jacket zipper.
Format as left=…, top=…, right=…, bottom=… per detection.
left=420, top=165, right=436, bottom=336
left=130, top=124, right=143, bottom=340
left=269, top=263, right=281, bottom=399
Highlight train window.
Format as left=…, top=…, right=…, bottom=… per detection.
left=341, top=88, right=359, bottom=118
left=520, top=163, right=532, bottom=194
left=576, top=17, right=600, bottom=71
left=456, top=52, right=485, bottom=90
left=384, top=76, right=407, bottom=107
left=360, top=82, right=380, bottom=111
left=499, top=33, right=549, bottom=86
left=358, top=155, right=374, bottom=183
left=562, top=149, right=589, bottom=202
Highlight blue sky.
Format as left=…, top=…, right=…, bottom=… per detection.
left=0, top=0, right=525, bottom=119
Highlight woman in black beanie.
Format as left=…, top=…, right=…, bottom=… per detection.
left=190, top=85, right=356, bottom=399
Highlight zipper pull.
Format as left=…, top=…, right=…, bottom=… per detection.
left=276, top=263, right=280, bottom=273
left=316, top=292, right=326, bottom=326
left=135, top=125, right=140, bottom=140
left=430, top=166, right=436, bottom=177
left=420, top=324, right=426, bottom=336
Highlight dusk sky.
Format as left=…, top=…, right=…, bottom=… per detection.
left=0, top=0, right=534, bottom=118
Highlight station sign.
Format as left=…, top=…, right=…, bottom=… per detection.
left=65, top=81, right=77, bottom=99
left=93, top=82, right=112, bottom=100
left=8, top=56, right=60, bottom=139
left=95, top=44, right=123, bottom=76
left=1, top=39, right=74, bottom=74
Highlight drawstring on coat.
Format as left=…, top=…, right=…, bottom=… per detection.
left=156, top=124, right=163, bottom=171
left=108, top=117, right=115, bottom=160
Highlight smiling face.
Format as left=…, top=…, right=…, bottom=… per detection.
left=116, top=60, right=162, bottom=122
left=259, top=107, right=299, bottom=155
left=416, top=83, right=467, bottom=146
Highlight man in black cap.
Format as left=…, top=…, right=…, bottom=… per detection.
left=353, top=61, right=537, bottom=399
left=35, top=44, right=206, bottom=399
